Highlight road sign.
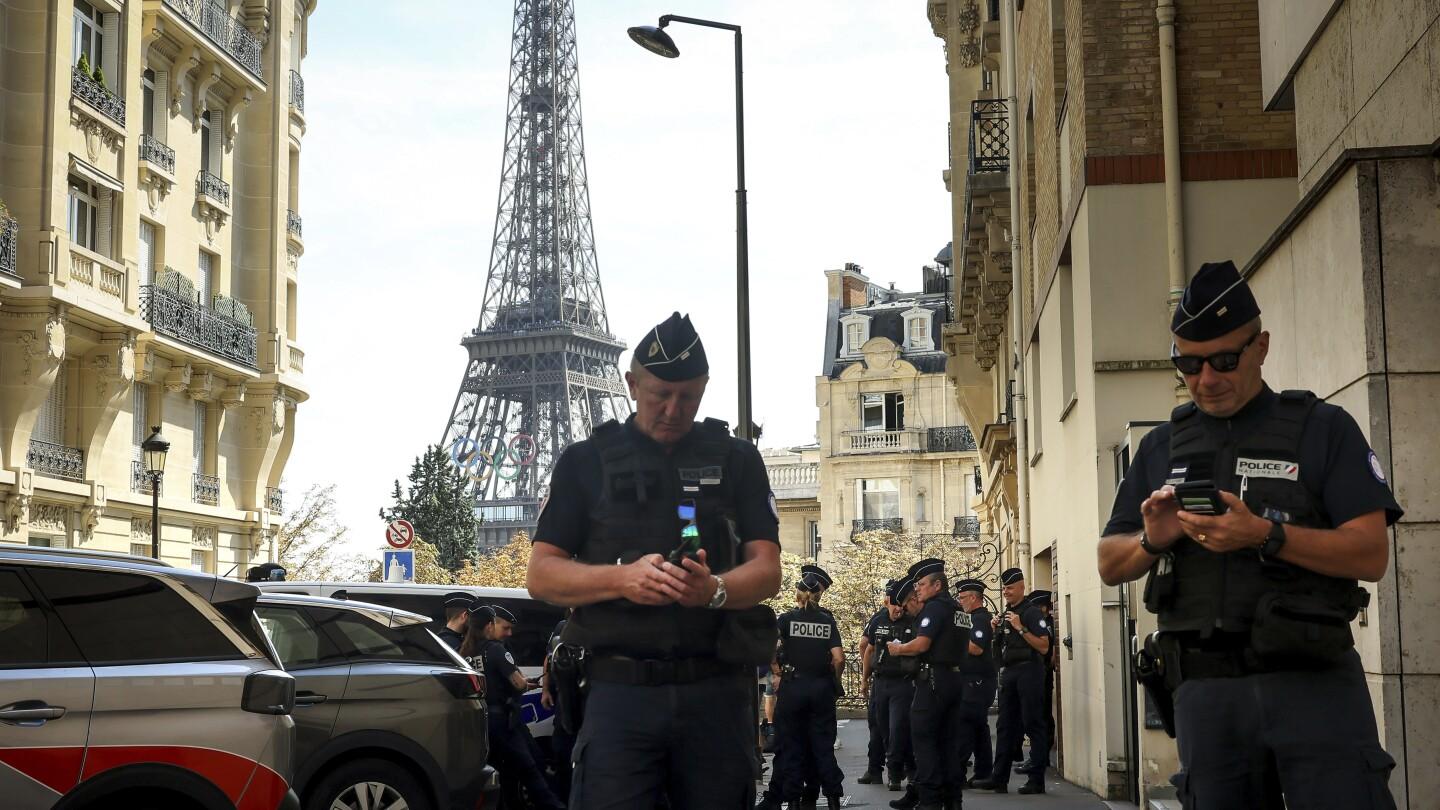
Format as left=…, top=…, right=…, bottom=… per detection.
left=382, top=550, right=414, bottom=583
left=385, top=519, right=415, bottom=549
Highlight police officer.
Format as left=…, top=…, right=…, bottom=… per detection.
left=1097, top=260, right=1402, bottom=808
left=461, top=605, right=566, bottom=810
left=859, top=579, right=916, bottom=791
left=886, top=559, right=967, bottom=810
left=435, top=591, right=473, bottom=652
left=528, top=312, right=783, bottom=810
left=773, top=564, right=845, bottom=810
left=971, top=568, right=1049, bottom=795
left=540, top=611, right=576, bottom=799
left=1015, top=589, right=1055, bottom=776
left=950, top=578, right=996, bottom=792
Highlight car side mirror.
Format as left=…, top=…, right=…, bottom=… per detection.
left=242, top=669, right=296, bottom=715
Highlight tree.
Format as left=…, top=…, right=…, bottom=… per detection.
left=276, top=484, right=371, bottom=582
left=454, top=531, right=533, bottom=589
left=380, top=445, right=481, bottom=574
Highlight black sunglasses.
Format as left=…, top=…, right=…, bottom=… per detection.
left=1170, top=332, right=1259, bottom=375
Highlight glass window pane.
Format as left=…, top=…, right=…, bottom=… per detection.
left=0, top=570, right=50, bottom=667
left=256, top=605, right=345, bottom=669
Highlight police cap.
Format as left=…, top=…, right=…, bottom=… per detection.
left=1001, top=567, right=1025, bottom=586
left=883, top=578, right=900, bottom=601
left=894, top=575, right=917, bottom=604
left=955, top=578, right=986, bottom=594
left=1027, top=589, right=1053, bottom=608
left=1171, top=260, right=1262, bottom=341
left=442, top=591, right=474, bottom=609
left=636, top=312, right=709, bottom=381
left=798, top=563, right=832, bottom=593
left=487, top=604, right=518, bottom=624
left=907, top=558, right=945, bottom=582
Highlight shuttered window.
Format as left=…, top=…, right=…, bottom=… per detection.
left=35, top=367, right=66, bottom=445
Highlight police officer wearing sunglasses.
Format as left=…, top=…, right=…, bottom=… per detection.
left=528, top=312, right=782, bottom=810
left=1098, top=260, right=1403, bottom=809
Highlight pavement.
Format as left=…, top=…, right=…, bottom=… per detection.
left=759, top=715, right=1131, bottom=810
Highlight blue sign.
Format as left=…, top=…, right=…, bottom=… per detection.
left=382, top=550, right=414, bottom=583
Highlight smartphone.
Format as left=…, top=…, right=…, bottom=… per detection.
left=668, top=503, right=701, bottom=565
left=1174, top=479, right=1227, bottom=515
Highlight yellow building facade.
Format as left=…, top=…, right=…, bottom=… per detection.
left=0, top=0, right=313, bottom=574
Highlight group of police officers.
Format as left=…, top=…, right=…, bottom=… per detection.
left=485, top=270, right=1405, bottom=810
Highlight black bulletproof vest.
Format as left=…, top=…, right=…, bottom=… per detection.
left=997, top=603, right=1042, bottom=666
left=959, top=607, right=995, bottom=677
left=480, top=639, right=511, bottom=708
left=869, top=610, right=914, bottom=677
left=563, top=418, right=742, bottom=658
left=921, top=595, right=969, bottom=666
left=781, top=607, right=836, bottom=676
left=1158, top=390, right=1368, bottom=634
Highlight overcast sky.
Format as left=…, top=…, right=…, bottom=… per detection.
left=284, top=1, right=952, bottom=556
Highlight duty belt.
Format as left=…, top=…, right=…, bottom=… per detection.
left=588, top=655, right=742, bottom=686
left=1163, top=631, right=1276, bottom=681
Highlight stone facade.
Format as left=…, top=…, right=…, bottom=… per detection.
left=0, top=0, right=315, bottom=574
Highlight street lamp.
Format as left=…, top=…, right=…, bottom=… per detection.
left=141, top=426, right=169, bottom=559
left=628, top=14, right=754, bottom=442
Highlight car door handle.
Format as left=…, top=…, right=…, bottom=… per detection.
left=0, top=703, right=66, bottom=724
left=294, top=692, right=328, bottom=706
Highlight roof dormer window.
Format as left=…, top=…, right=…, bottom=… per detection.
left=840, top=312, right=871, bottom=356
left=902, top=307, right=934, bottom=352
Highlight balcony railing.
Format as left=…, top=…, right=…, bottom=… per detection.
left=1, top=215, right=17, bottom=278
left=131, top=460, right=161, bottom=495
left=286, top=210, right=303, bottom=240
left=845, top=429, right=927, bottom=453
left=193, top=473, right=220, bottom=506
left=28, top=439, right=84, bottom=481
left=71, top=69, right=125, bottom=126
left=927, top=426, right=978, bottom=453
left=266, top=487, right=284, bottom=513
left=141, top=283, right=259, bottom=367
left=969, top=99, right=1009, bottom=174
left=161, top=0, right=263, bottom=79
left=289, top=70, right=305, bottom=113
left=954, top=516, right=981, bottom=538
left=287, top=343, right=305, bottom=373
left=197, top=171, right=231, bottom=206
left=139, top=134, right=176, bottom=174
left=767, top=463, right=818, bottom=487
left=852, top=518, right=904, bottom=536
left=69, top=246, right=127, bottom=304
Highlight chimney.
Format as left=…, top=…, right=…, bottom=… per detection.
left=826, top=263, right=871, bottom=309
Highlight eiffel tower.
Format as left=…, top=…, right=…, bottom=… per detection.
left=443, top=0, right=631, bottom=550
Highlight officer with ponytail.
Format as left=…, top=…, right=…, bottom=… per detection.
left=772, top=564, right=846, bottom=810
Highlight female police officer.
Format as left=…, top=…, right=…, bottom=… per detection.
left=773, top=564, right=845, bottom=810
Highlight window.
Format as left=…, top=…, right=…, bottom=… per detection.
left=28, top=537, right=66, bottom=549
left=73, top=1, right=103, bottom=71
left=903, top=308, right=935, bottom=351
left=857, top=479, right=900, bottom=520
left=309, top=608, right=437, bottom=663
left=138, top=221, right=156, bottom=286
left=806, top=521, right=821, bottom=559
left=28, top=567, right=245, bottom=664
left=200, top=111, right=213, bottom=174
left=35, top=365, right=66, bottom=445
left=915, top=491, right=927, bottom=523
left=0, top=570, right=79, bottom=668
left=1058, top=265, right=1077, bottom=417
left=131, top=384, right=149, bottom=469
left=193, top=401, right=208, bottom=474
left=190, top=549, right=210, bottom=573
left=142, top=69, right=155, bottom=136
left=862, top=392, right=904, bottom=432
left=68, top=177, right=99, bottom=252
left=198, top=250, right=214, bottom=305
left=130, top=542, right=149, bottom=557
left=846, top=322, right=863, bottom=352
left=256, top=605, right=345, bottom=669
left=1027, top=339, right=1043, bottom=456
left=910, top=318, right=928, bottom=345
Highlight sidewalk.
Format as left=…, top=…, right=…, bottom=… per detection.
left=764, top=716, right=1127, bottom=809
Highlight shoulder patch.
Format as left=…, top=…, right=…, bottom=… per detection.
left=1038, top=619, right=1048, bottom=630
left=975, top=630, right=984, bottom=639
left=1368, top=451, right=1387, bottom=484
left=767, top=492, right=779, bottom=521
left=920, top=617, right=931, bottom=628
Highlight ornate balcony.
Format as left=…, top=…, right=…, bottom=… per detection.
left=969, top=99, right=1009, bottom=174
left=953, top=515, right=981, bottom=538
left=266, top=487, right=284, bottom=513
left=28, top=439, right=84, bottom=481
left=139, top=134, right=176, bottom=175
left=197, top=171, right=230, bottom=207
left=286, top=343, right=305, bottom=374
left=131, top=460, right=161, bottom=495
left=289, top=70, right=305, bottom=114
left=193, top=473, right=220, bottom=506
left=844, top=429, right=926, bottom=454
left=68, top=246, right=127, bottom=305
left=286, top=209, right=303, bottom=242
left=767, top=462, right=819, bottom=500
left=71, top=69, right=125, bottom=126
left=141, top=281, right=258, bottom=368
left=161, top=0, right=263, bottom=79
left=852, top=518, right=904, bottom=536
left=1, top=214, right=17, bottom=279
left=926, top=425, right=978, bottom=452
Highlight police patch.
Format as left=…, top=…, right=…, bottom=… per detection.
left=768, top=492, right=779, bottom=521
left=1368, top=451, right=1387, bottom=484
left=920, top=618, right=931, bottom=628
left=1038, top=619, right=1048, bottom=630
left=504, top=651, right=515, bottom=665
left=1235, top=457, right=1300, bottom=481
left=790, top=621, right=832, bottom=639
left=974, top=630, right=983, bottom=639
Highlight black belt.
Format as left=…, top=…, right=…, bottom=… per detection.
left=920, top=663, right=964, bottom=673
left=588, top=655, right=742, bottom=686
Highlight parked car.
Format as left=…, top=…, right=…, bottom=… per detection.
left=254, top=592, right=498, bottom=810
left=0, top=545, right=297, bottom=810
left=260, top=583, right=565, bottom=745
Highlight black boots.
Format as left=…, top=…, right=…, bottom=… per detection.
left=886, top=767, right=904, bottom=791
left=967, top=777, right=1007, bottom=793
left=857, top=769, right=883, bottom=785
left=889, top=784, right=919, bottom=809
left=1017, top=780, right=1046, bottom=794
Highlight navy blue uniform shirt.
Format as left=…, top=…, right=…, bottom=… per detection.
left=780, top=607, right=841, bottom=676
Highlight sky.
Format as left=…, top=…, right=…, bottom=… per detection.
left=285, top=1, right=953, bottom=557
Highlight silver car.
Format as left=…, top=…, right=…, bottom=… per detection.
left=0, top=545, right=298, bottom=810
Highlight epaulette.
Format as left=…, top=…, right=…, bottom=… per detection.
left=1171, top=401, right=1198, bottom=420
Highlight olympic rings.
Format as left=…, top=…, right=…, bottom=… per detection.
left=449, top=433, right=538, bottom=485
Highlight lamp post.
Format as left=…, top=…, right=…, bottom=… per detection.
left=141, top=426, right=169, bottom=559
left=628, top=15, right=753, bottom=442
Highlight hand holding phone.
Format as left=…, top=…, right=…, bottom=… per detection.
left=1173, top=480, right=1228, bottom=515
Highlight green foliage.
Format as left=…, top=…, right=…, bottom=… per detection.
left=76, top=53, right=91, bottom=78
left=212, top=292, right=254, bottom=325
left=379, top=445, right=480, bottom=574
left=92, top=65, right=106, bottom=89
left=275, top=484, right=371, bottom=582
left=156, top=267, right=196, bottom=299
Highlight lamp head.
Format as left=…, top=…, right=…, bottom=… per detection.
left=628, top=24, right=679, bottom=58
left=141, top=426, right=170, bottom=475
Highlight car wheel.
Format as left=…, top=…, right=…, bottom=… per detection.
left=306, top=757, right=433, bottom=810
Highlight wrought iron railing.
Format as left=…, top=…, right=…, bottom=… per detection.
left=28, top=439, right=84, bottom=481
left=71, top=69, right=125, bottom=126
left=131, top=460, right=161, bottom=495
left=286, top=210, right=303, bottom=240
left=197, top=171, right=230, bottom=206
left=852, top=518, right=903, bottom=536
left=969, top=98, right=1009, bottom=174
left=837, top=650, right=867, bottom=711
left=141, top=284, right=258, bottom=367
left=954, top=516, right=982, bottom=538
left=139, top=134, right=176, bottom=174
left=974, top=466, right=983, bottom=495
left=161, top=0, right=263, bottom=79
left=289, top=70, right=305, bottom=113
left=0, top=215, right=17, bottom=278
left=193, top=473, right=220, bottom=506
left=266, top=487, right=283, bottom=513
left=927, top=425, right=978, bottom=452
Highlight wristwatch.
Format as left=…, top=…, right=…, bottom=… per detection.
left=707, top=575, right=728, bottom=609
left=1138, top=531, right=1164, bottom=555
left=1259, top=520, right=1287, bottom=560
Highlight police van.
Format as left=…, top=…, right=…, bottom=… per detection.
left=258, top=582, right=565, bottom=741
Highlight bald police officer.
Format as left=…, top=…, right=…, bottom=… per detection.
left=971, top=568, right=1049, bottom=795
left=773, top=564, right=846, bottom=810
left=1098, top=260, right=1401, bottom=808
left=528, top=312, right=783, bottom=810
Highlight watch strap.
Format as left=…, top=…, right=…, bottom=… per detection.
left=1260, top=520, right=1286, bottom=559
left=1139, top=531, right=1163, bottom=555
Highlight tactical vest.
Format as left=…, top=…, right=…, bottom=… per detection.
left=959, top=607, right=995, bottom=677
left=479, top=639, right=511, bottom=709
left=1155, top=390, right=1369, bottom=634
left=997, top=604, right=1042, bottom=666
left=870, top=611, right=914, bottom=677
left=921, top=595, right=970, bottom=666
left=781, top=606, right=836, bottom=676
left=563, top=418, right=743, bottom=658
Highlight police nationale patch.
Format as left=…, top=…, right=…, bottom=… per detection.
left=767, top=493, right=779, bottom=521
left=1235, top=457, right=1300, bottom=481
left=790, top=621, right=832, bottom=639
left=1368, top=451, right=1387, bottom=483
left=920, top=618, right=931, bottom=628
